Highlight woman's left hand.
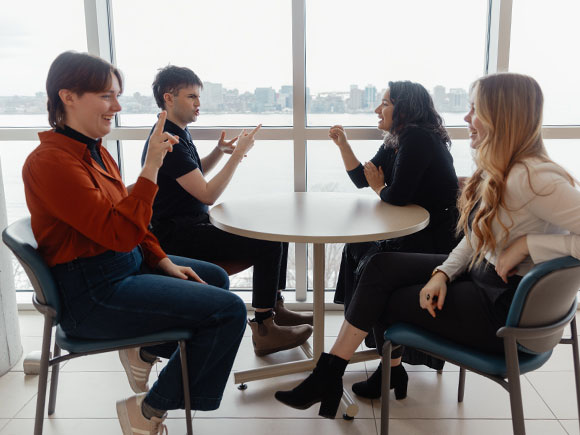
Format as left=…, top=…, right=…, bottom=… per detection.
left=363, top=161, right=385, bottom=195
left=495, top=236, right=529, bottom=283
left=157, top=257, right=207, bottom=284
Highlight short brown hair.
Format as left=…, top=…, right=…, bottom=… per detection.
left=152, top=65, right=203, bottom=109
left=46, top=51, right=123, bottom=128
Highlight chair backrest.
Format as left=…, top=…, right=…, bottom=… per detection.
left=2, top=217, right=61, bottom=322
left=506, top=256, right=580, bottom=353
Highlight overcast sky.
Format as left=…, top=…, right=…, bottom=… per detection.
left=0, top=0, right=578, bottom=124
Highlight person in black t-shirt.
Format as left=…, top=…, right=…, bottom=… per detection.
left=328, top=81, right=460, bottom=398
left=142, top=65, right=313, bottom=357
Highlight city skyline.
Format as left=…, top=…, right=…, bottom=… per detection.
left=0, top=83, right=469, bottom=116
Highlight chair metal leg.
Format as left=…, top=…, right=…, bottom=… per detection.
left=458, top=368, right=466, bottom=403
left=48, top=343, right=61, bottom=415
left=504, top=337, right=526, bottom=435
left=380, top=340, right=392, bottom=435
left=34, top=315, right=54, bottom=435
left=569, top=317, right=580, bottom=433
left=179, top=340, right=193, bottom=435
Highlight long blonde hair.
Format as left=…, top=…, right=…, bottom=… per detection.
left=457, top=73, right=573, bottom=267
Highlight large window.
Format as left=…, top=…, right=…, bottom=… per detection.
left=112, top=0, right=293, bottom=127
left=510, top=0, right=580, bottom=126
left=0, top=0, right=87, bottom=128
left=305, top=0, right=488, bottom=127
left=2, top=0, right=580, bottom=297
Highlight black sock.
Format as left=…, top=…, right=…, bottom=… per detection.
left=141, top=398, right=166, bottom=419
left=139, top=348, right=158, bottom=364
left=254, top=309, right=274, bottom=323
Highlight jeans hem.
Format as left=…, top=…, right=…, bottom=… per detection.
left=145, top=389, right=222, bottom=411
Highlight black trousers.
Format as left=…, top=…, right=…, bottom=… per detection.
left=152, top=215, right=288, bottom=309
left=346, top=252, right=521, bottom=356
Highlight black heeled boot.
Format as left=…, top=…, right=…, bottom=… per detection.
left=274, top=352, right=348, bottom=418
left=351, top=363, right=408, bottom=400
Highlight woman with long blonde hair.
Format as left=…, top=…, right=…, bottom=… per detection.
left=275, top=72, right=580, bottom=418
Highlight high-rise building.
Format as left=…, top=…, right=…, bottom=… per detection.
left=201, top=82, right=224, bottom=112
left=348, top=85, right=363, bottom=111
left=363, top=84, right=378, bottom=109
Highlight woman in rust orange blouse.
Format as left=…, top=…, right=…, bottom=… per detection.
left=23, top=51, right=248, bottom=435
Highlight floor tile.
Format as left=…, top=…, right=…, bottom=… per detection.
left=560, top=419, right=580, bottom=435
left=0, top=418, right=121, bottom=435
left=0, top=372, right=42, bottom=419
left=379, top=418, right=568, bottom=435
left=375, top=370, right=554, bottom=420
left=181, top=417, right=378, bottom=435
left=14, top=372, right=135, bottom=419
left=526, top=371, right=580, bottom=419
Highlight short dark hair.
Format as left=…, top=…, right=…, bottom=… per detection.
left=152, top=65, right=203, bottom=109
left=46, top=51, right=123, bottom=129
left=388, top=80, right=451, bottom=148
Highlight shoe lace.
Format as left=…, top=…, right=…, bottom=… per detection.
left=151, top=419, right=168, bottom=435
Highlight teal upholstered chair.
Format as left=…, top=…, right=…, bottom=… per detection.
left=2, top=217, right=195, bottom=435
left=380, top=256, right=580, bottom=435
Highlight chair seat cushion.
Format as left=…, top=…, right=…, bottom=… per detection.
left=56, top=326, right=193, bottom=354
left=385, top=323, right=552, bottom=377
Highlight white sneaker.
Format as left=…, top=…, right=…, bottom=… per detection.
left=119, top=348, right=159, bottom=393
left=116, top=393, right=168, bottom=435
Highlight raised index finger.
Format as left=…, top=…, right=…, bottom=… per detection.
left=247, top=124, right=262, bottom=138
left=153, top=111, right=168, bottom=136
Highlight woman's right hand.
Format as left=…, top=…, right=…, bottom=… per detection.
left=419, top=272, right=448, bottom=318
left=329, top=125, right=349, bottom=148
left=143, top=111, right=179, bottom=171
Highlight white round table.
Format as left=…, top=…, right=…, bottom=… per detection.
left=210, top=192, right=429, bottom=417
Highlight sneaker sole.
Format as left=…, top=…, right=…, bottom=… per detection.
left=116, top=399, right=133, bottom=435
left=119, top=350, right=147, bottom=394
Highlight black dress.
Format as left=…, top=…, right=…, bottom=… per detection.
left=334, top=126, right=460, bottom=366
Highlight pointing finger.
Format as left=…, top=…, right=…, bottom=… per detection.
left=248, top=124, right=262, bottom=138
left=153, top=111, right=168, bottom=136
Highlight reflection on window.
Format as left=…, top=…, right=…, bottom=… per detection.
left=0, top=1, right=86, bottom=127
left=305, top=0, right=487, bottom=126
left=510, top=0, right=580, bottom=125
left=112, top=0, right=292, bottom=127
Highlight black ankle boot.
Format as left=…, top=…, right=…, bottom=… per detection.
left=351, top=363, right=408, bottom=400
left=274, top=352, right=348, bottom=418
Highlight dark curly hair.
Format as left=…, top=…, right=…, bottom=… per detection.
left=386, top=80, right=451, bottom=148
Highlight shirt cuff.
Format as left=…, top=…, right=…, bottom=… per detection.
left=131, top=177, right=159, bottom=205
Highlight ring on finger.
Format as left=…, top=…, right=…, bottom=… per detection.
left=425, top=294, right=430, bottom=301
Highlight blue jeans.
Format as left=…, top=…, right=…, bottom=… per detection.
left=51, top=248, right=246, bottom=411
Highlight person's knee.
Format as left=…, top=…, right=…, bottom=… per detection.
left=227, top=294, right=248, bottom=331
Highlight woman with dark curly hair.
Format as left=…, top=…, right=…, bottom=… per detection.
left=330, top=81, right=460, bottom=398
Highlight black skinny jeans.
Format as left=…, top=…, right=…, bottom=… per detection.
left=346, top=252, right=522, bottom=356
left=152, top=214, right=288, bottom=309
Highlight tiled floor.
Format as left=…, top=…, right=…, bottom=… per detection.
left=1, top=310, right=579, bottom=434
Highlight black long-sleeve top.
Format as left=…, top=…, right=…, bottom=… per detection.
left=347, top=126, right=458, bottom=218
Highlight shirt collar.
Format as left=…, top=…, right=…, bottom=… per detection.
left=163, top=118, right=192, bottom=143
left=55, top=125, right=100, bottom=150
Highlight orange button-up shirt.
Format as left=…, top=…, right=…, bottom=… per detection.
left=23, top=130, right=166, bottom=268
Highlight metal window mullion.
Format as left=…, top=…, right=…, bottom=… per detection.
left=84, top=0, right=123, bottom=172
left=486, top=0, right=513, bottom=74
left=292, top=0, right=307, bottom=301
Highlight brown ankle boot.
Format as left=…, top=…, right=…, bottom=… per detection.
left=274, top=297, right=314, bottom=326
left=249, top=315, right=313, bottom=356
